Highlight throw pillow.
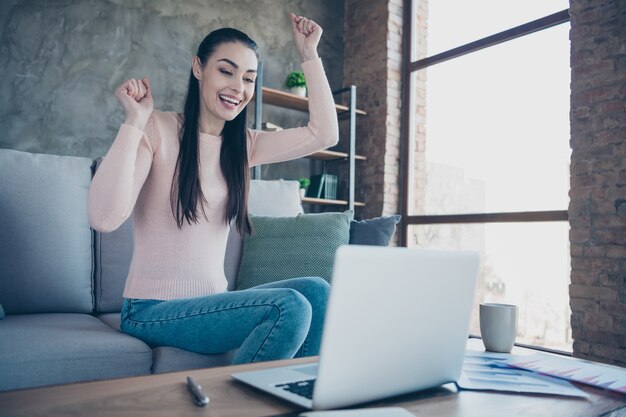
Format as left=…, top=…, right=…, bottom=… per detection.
left=236, top=211, right=353, bottom=290
left=349, top=215, right=402, bottom=246
left=224, top=179, right=304, bottom=291
left=248, top=180, right=304, bottom=216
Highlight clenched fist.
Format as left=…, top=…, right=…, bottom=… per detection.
left=290, top=13, right=322, bottom=63
left=115, top=77, right=153, bottom=130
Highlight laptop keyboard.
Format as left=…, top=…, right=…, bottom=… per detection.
left=275, top=379, right=316, bottom=399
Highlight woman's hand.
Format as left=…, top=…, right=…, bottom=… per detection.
left=290, top=13, right=322, bottom=62
left=115, top=77, right=153, bottom=130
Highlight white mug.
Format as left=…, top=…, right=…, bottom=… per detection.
left=479, top=303, right=518, bottom=353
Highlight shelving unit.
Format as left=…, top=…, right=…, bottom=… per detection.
left=302, top=196, right=366, bottom=207
left=309, top=149, right=367, bottom=161
left=259, top=86, right=367, bottom=117
left=252, top=61, right=367, bottom=211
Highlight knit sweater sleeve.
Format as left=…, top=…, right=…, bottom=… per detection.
left=247, top=57, right=339, bottom=167
left=88, top=114, right=157, bottom=232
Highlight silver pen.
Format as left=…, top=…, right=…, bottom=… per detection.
left=186, top=376, right=210, bottom=407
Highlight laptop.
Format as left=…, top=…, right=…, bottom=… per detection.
left=232, top=245, right=480, bottom=410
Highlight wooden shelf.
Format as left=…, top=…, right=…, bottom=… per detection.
left=309, top=149, right=367, bottom=161
left=259, top=87, right=367, bottom=116
left=301, top=197, right=365, bottom=207
left=252, top=76, right=366, bottom=211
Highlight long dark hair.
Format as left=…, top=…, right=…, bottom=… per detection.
left=171, top=28, right=259, bottom=236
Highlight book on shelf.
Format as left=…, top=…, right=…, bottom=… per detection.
left=323, top=174, right=337, bottom=200
left=305, top=173, right=337, bottom=200
left=306, top=174, right=325, bottom=199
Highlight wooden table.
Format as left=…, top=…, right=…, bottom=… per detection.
left=1, top=350, right=625, bottom=417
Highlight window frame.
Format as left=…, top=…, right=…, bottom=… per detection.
left=400, top=2, right=571, bottom=245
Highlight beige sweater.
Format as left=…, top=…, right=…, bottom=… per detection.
left=88, top=58, right=338, bottom=300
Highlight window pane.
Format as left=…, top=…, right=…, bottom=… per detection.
left=426, top=0, right=568, bottom=56
left=408, top=222, right=572, bottom=351
left=412, top=23, right=570, bottom=215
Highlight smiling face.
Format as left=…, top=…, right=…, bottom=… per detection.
left=193, top=41, right=258, bottom=135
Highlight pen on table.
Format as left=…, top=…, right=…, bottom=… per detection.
left=187, top=376, right=210, bottom=407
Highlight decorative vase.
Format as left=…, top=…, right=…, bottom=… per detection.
left=290, top=86, right=307, bottom=97
left=300, top=188, right=307, bottom=199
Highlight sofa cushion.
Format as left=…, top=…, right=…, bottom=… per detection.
left=94, top=216, right=134, bottom=313
left=91, top=157, right=134, bottom=313
left=236, top=211, right=353, bottom=290
left=350, top=215, right=402, bottom=246
left=96, top=313, right=234, bottom=373
left=152, top=347, right=235, bottom=374
left=248, top=179, right=304, bottom=216
left=98, top=312, right=122, bottom=331
left=224, top=179, right=304, bottom=290
left=0, top=314, right=153, bottom=391
left=0, top=149, right=94, bottom=314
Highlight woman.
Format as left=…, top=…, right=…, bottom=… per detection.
left=88, top=13, right=339, bottom=364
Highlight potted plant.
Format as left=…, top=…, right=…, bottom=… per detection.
left=298, top=177, right=310, bottom=199
left=285, top=71, right=306, bottom=97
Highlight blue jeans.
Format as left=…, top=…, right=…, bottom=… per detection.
left=120, top=277, right=329, bottom=364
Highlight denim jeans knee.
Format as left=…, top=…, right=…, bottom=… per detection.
left=249, top=277, right=329, bottom=357
left=118, top=285, right=317, bottom=364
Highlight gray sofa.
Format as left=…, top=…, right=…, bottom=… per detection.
left=0, top=148, right=306, bottom=392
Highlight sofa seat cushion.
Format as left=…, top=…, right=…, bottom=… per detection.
left=98, top=312, right=122, bottom=331
left=0, top=314, right=152, bottom=391
left=97, top=313, right=235, bottom=373
left=152, top=347, right=234, bottom=374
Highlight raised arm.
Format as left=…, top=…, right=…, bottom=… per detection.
left=248, top=13, right=339, bottom=167
left=88, top=77, right=155, bottom=232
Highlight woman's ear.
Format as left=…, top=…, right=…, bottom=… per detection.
left=192, top=56, right=202, bottom=81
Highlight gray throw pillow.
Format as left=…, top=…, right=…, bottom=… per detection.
left=349, top=215, right=402, bottom=246
left=236, top=211, right=353, bottom=290
left=0, top=149, right=94, bottom=314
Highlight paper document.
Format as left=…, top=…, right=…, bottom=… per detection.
left=505, top=352, right=626, bottom=394
left=458, top=350, right=589, bottom=397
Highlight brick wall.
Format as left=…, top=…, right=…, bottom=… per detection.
left=343, top=0, right=404, bottom=225
left=343, top=0, right=625, bottom=364
left=412, top=0, right=428, bottom=219
left=569, top=0, right=626, bottom=366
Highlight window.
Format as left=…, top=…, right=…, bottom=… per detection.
left=401, top=0, right=572, bottom=351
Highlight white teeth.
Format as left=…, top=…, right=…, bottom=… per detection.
left=219, top=95, right=241, bottom=105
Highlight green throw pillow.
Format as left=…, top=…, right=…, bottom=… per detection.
left=236, top=211, right=353, bottom=290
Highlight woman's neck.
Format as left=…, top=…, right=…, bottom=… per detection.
left=198, top=107, right=225, bottom=136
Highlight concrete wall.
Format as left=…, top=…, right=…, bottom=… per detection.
left=0, top=0, right=344, bottom=161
